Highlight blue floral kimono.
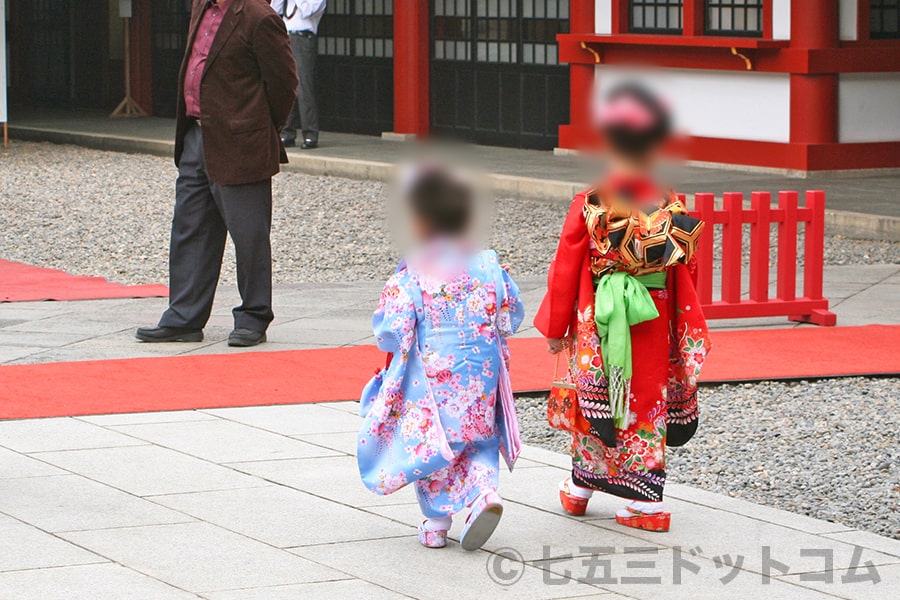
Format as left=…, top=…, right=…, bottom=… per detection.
left=358, top=246, right=525, bottom=518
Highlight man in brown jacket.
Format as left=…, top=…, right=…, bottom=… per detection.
left=137, top=0, right=298, bottom=347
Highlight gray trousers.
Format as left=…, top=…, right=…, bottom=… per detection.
left=281, top=32, right=319, bottom=143
left=159, top=123, right=274, bottom=332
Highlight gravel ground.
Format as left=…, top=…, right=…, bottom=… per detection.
left=518, top=376, right=900, bottom=540
left=0, top=142, right=897, bottom=285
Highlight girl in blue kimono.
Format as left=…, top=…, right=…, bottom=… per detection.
left=358, top=167, right=525, bottom=550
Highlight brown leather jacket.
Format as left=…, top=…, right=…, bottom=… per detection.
left=174, top=0, right=298, bottom=185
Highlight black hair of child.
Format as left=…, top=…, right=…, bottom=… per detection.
left=602, top=82, right=672, bottom=160
left=408, top=169, right=473, bottom=236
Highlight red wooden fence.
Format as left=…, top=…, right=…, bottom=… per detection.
left=685, top=190, right=836, bottom=326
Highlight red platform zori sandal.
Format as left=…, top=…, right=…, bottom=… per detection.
left=559, top=478, right=593, bottom=516
left=614, top=504, right=671, bottom=532
left=560, top=479, right=671, bottom=532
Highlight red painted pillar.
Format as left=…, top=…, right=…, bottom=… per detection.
left=558, top=0, right=596, bottom=149
left=128, top=0, right=154, bottom=115
left=683, top=0, right=705, bottom=36
left=392, top=0, right=429, bottom=137
left=789, top=0, right=838, bottom=165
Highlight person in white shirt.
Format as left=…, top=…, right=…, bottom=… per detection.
left=270, top=1, right=326, bottom=149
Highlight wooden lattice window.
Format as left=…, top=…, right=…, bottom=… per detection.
left=630, top=0, right=684, bottom=34
left=318, top=0, right=394, bottom=58
left=870, top=0, right=900, bottom=38
left=705, top=0, right=764, bottom=36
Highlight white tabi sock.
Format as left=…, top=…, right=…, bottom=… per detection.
left=423, top=516, right=452, bottom=532
left=616, top=501, right=666, bottom=518
left=563, top=478, right=594, bottom=499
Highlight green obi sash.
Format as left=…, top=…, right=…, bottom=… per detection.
left=594, top=271, right=667, bottom=429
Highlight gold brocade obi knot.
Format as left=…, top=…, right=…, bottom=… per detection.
left=583, top=189, right=705, bottom=277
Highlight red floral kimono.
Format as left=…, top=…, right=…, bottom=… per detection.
left=535, top=177, right=710, bottom=502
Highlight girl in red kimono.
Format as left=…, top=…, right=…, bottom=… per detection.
left=535, top=83, right=710, bottom=532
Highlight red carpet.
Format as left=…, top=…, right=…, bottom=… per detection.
left=0, top=260, right=168, bottom=303
left=0, top=325, right=896, bottom=420
left=698, top=325, right=899, bottom=383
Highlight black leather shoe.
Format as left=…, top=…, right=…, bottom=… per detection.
left=300, top=139, right=318, bottom=150
left=281, top=138, right=296, bottom=148
left=135, top=326, right=203, bottom=343
left=228, top=328, right=267, bottom=347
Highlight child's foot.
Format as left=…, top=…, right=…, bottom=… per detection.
left=460, top=491, right=503, bottom=551
left=559, top=478, right=593, bottom=516
left=418, top=517, right=451, bottom=548
left=615, top=501, right=671, bottom=532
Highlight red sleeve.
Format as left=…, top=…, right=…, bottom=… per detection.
left=687, top=255, right=699, bottom=286
left=534, top=194, right=590, bottom=339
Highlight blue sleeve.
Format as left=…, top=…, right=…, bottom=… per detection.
left=491, top=255, right=524, bottom=337
left=372, top=273, right=418, bottom=354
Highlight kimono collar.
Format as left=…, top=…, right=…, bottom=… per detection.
left=602, top=172, right=662, bottom=204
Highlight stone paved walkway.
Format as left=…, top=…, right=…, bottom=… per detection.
left=1, top=402, right=898, bottom=599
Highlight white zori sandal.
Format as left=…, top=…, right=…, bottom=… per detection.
left=459, top=491, right=503, bottom=551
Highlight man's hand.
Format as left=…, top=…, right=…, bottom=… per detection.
left=547, top=338, right=566, bottom=354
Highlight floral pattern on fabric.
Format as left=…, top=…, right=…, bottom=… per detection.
left=664, top=262, right=710, bottom=446
left=570, top=290, right=672, bottom=501
left=534, top=185, right=711, bottom=502
left=415, top=438, right=501, bottom=518
left=358, top=248, right=524, bottom=507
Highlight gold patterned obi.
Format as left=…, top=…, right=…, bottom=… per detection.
left=583, top=189, right=705, bottom=277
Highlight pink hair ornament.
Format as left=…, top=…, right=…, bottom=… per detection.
left=595, top=95, right=656, bottom=131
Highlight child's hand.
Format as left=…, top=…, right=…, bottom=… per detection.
left=501, top=263, right=512, bottom=274
left=547, top=338, right=566, bottom=354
